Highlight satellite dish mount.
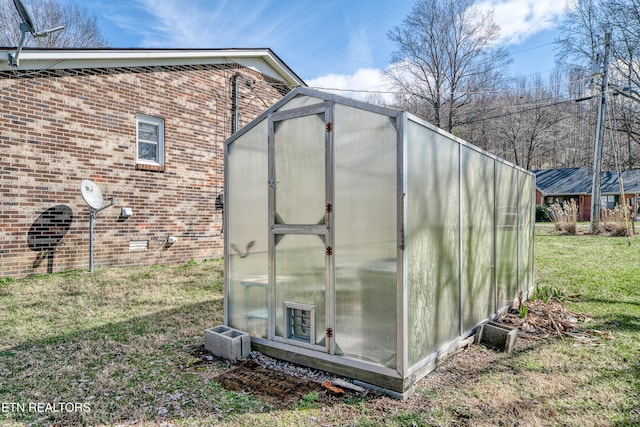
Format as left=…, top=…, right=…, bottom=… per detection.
left=80, top=179, right=115, bottom=273
left=8, top=0, right=65, bottom=66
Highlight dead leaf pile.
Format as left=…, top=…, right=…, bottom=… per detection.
left=498, top=299, right=613, bottom=345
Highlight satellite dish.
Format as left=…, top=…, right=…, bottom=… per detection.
left=13, top=0, right=35, bottom=33
left=80, top=179, right=104, bottom=210
left=8, top=0, right=65, bottom=66
left=79, top=179, right=115, bottom=273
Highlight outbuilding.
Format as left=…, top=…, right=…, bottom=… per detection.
left=223, top=87, right=535, bottom=396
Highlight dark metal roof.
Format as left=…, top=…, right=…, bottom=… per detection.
left=604, top=169, right=640, bottom=194
left=533, top=167, right=590, bottom=195
left=533, top=167, right=640, bottom=195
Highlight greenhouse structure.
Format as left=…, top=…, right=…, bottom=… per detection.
left=223, top=87, right=535, bottom=396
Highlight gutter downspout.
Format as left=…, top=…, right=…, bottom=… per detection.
left=231, top=72, right=241, bottom=134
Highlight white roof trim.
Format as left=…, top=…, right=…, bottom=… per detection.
left=0, top=48, right=305, bottom=87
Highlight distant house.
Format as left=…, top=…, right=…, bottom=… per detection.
left=1, top=47, right=304, bottom=279
left=533, top=167, right=640, bottom=221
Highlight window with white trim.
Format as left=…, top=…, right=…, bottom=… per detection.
left=136, top=114, right=164, bottom=166
left=600, top=195, right=617, bottom=210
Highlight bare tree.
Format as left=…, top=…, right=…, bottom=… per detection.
left=497, top=77, right=552, bottom=168
left=561, top=67, right=597, bottom=167
left=607, top=0, right=640, bottom=98
left=462, top=73, right=574, bottom=169
left=555, top=0, right=604, bottom=68
left=0, top=0, right=109, bottom=47
left=557, top=0, right=640, bottom=170
left=386, top=0, right=510, bottom=133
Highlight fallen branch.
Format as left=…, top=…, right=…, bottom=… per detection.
left=497, top=299, right=602, bottom=345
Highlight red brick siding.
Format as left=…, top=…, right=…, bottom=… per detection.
left=578, top=195, right=591, bottom=222
left=1, top=64, right=288, bottom=278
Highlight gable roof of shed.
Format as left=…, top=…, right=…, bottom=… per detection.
left=227, top=86, right=534, bottom=178
left=533, top=167, right=640, bottom=196
left=0, top=47, right=305, bottom=87
left=226, top=86, right=404, bottom=144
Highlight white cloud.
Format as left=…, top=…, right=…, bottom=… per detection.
left=476, top=0, right=571, bottom=45
left=305, top=67, right=396, bottom=104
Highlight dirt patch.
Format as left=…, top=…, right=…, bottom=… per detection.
left=213, top=359, right=352, bottom=409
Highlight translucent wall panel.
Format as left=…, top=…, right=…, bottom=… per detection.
left=495, top=161, right=519, bottom=309
left=461, top=147, right=495, bottom=332
left=274, top=234, right=326, bottom=347
left=519, top=171, right=535, bottom=294
left=333, top=104, right=397, bottom=368
left=227, top=121, right=269, bottom=337
left=277, top=95, right=324, bottom=111
left=274, top=114, right=326, bottom=225
left=406, top=120, right=460, bottom=368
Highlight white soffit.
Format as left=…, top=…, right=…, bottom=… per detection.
left=0, top=48, right=305, bottom=87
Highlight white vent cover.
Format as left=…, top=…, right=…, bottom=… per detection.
left=283, top=301, right=315, bottom=343
left=129, top=240, right=149, bottom=251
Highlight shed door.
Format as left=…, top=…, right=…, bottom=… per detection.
left=268, top=103, right=334, bottom=353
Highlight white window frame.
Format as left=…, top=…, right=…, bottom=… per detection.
left=136, top=114, right=164, bottom=166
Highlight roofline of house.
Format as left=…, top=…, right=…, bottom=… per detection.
left=0, top=47, right=306, bottom=87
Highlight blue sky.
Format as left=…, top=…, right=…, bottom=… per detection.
left=79, top=0, right=569, bottom=93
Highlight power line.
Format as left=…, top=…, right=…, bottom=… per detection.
left=509, top=41, right=557, bottom=55
left=453, top=98, right=577, bottom=126
left=308, top=72, right=594, bottom=100
left=307, top=82, right=596, bottom=124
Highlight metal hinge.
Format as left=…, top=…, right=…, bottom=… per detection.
left=326, top=203, right=333, bottom=213
left=326, top=122, right=333, bottom=132
left=326, top=328, right=333, bottom=338
left=326, top=246, right=333, bottom=256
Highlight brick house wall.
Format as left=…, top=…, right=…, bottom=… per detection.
left=578, top=195, right=591, bottom=222
left=536, top=193, right=635, bottom=222
left=1, top=62, right=290, bottom=278
left=538, top=193, right=590, bottom=221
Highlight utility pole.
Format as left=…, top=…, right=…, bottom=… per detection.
left=590, top=30, right=611, bottom=234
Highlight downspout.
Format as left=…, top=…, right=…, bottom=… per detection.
left=231, top=72, right=241, bottom=134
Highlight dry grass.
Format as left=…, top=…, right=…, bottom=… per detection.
left=548, top=200, right=578, bottom=235
left=1, top=233, right=639, bottom=426
left=601, top=205, right=634, bottom=237
left=0, top=260, right=245, bottom=426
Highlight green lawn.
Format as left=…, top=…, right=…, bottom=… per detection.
left=0, top=230, right=638, bottom=426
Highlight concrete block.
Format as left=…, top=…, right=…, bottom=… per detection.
left=204, top=325, right=251, bottom=362
left=477, top=322, right=518, bottom=353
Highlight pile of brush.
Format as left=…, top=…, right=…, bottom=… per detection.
left=499, top=298, right=613, bottom=345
